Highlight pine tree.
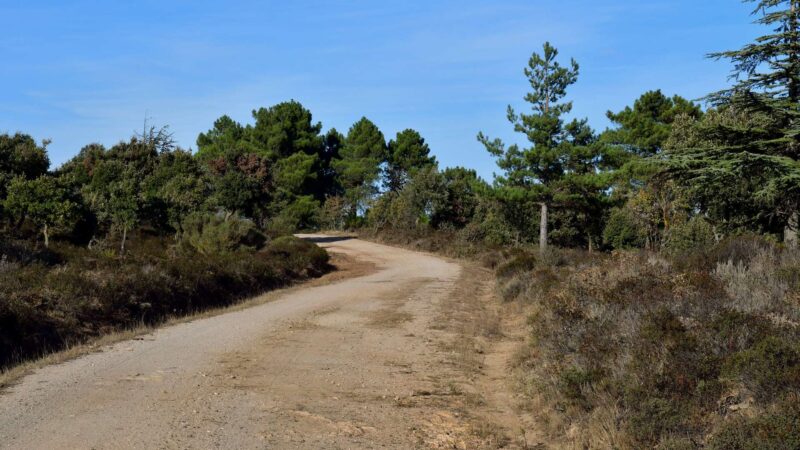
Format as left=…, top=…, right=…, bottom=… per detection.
left=666, top=0, right=800, bottom=240
left=478, top=42, right=609, bottom=249
left=385, top=129, right=437, bottom=193
left=333, top=117, right=387, bottom=218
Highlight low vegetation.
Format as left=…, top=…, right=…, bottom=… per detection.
left=497, top=236, right=800, bottom=448
left=0, top=234, right=328, bottom=369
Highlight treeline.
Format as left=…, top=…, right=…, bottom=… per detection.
left=1, top=107, right=442, bottom=249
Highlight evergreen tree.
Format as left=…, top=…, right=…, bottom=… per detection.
left=385, top=129, right=437, bottom=193
left=333, top=117, right=387, bottom=217
left=666, top=0, right=800, bottom=240
left=195, top=115, right=247, bottom=163
left=196, top=101, right=331, bottom=230
left=142, top=149, right=210, bottom=233
left=431, top=167, right=488, bottom=229
left=478, top=42, right=610, bottom=249
left=603, top=90, right=702, bottom=157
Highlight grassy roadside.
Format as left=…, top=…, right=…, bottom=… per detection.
left=0, top=235, right=330, bottom=374
left=0, top=250, right=373, bottom=391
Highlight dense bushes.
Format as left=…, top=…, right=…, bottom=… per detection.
left=0, top=235, right=329, bottom=369
left=178, top=212, right=266, bottom=255
left=501, top=236, right=800, bottom=448
left=602, top=207, right=647, bottom=249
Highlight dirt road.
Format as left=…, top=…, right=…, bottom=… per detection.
left=0, top=236, right=524, bottom=449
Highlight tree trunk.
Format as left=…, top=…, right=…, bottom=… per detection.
left=588, top=233, right=594, bottom=253
left=539, top=202, right=548, bottom=253
left=121, top=227, right=128, bottom=255
left=786, top=211, right=799, bottom=248
left=43, top=224, right=49, bottom=248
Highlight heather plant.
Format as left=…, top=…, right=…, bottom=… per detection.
left=502, top=236, right=800, bottom=448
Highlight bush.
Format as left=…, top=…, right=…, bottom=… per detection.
left=267, top=196, right=321, bottom=233
left=708, top=399, right=800, bottom=450
left=723, top=337, right=800, bottom=403
left=264, top=236, right=330, bottom=277
left=603, top=207, right=647, bottom=250
left=179, top=212, right=265, bottom=255
left=664, top=216, right=716, bottom=255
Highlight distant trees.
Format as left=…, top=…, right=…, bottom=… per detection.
left=603, top=90, right=702, bottom=157
left=0, top=134, right=50, bottom=223
left=5, top=0, right=800, bottom=254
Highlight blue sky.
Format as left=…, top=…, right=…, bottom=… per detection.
left=1, top=0, right=758, bottom=179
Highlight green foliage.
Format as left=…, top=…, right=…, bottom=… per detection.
left=431, top=167, right=488, bottom=229
left=603, top=207, right=647, bottom=249
left=195, top=115, right=246, bottom=163
left=333, top=117, right=387, bottom=216
left=664, top=216, right=717, bottom=255
left=0, top=133, right=50, bottom=187
left=458, top=199, right=516, bottom=246
left=723, top=337, right=800, bottom=403
left=267, top=195, right=321, bottom=233
left=3, top=175, right=79, bottom=247
left=603, top=90, right=702, bottom=157
left=83, top=159, right=141, bottom=248
left=263, top=235, right=330, bottom=277
left=196, top=101, right=340, bottom=232
left=249, top=101, right=324, bottom=160
left=0, top=133, right=50, bottom=221
left=385, top=129, right=436, bottom=192
left=478, top=42, right=617, bottom=247
left=179, top=212, right=265, bottom=255
left=665, top=1, right=800, bottom=236
left=142, top=149, right=210, bottom=232
left=319, top=196, right=348, bottom=230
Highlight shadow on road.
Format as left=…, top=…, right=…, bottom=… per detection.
left=299, top=235, right=356, bottom=244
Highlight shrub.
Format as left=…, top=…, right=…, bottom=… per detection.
left=496, top=253, right=537, bottom=278
left=664, top=216, right=716, bottom=256
left=723, top=337, right=800, bottom=403
left=264, top=236, right=330, bottom=276
left=179, top=212, right=265, bottom=255
left=267, top=196, right=321, bottom=233
left=707, top=399, right=800, bottom=450
left=603, top=207, right=647, bottom=250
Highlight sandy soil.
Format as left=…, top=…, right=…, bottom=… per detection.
left=0, top=236, right=527, bottom=449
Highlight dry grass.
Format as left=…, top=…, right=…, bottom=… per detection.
left=502, top=236, right=800, bottom=448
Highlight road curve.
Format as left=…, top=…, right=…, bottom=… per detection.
left=0, top=236, right=462, bottom=449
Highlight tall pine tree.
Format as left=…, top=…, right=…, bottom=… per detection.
left=479, top=42, right=610, bottom=249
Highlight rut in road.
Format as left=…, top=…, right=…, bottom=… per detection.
left=0, top=236, right=528, bottom=449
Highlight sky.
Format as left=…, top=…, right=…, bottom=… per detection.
left=1, top=0, right=760, bottom=180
